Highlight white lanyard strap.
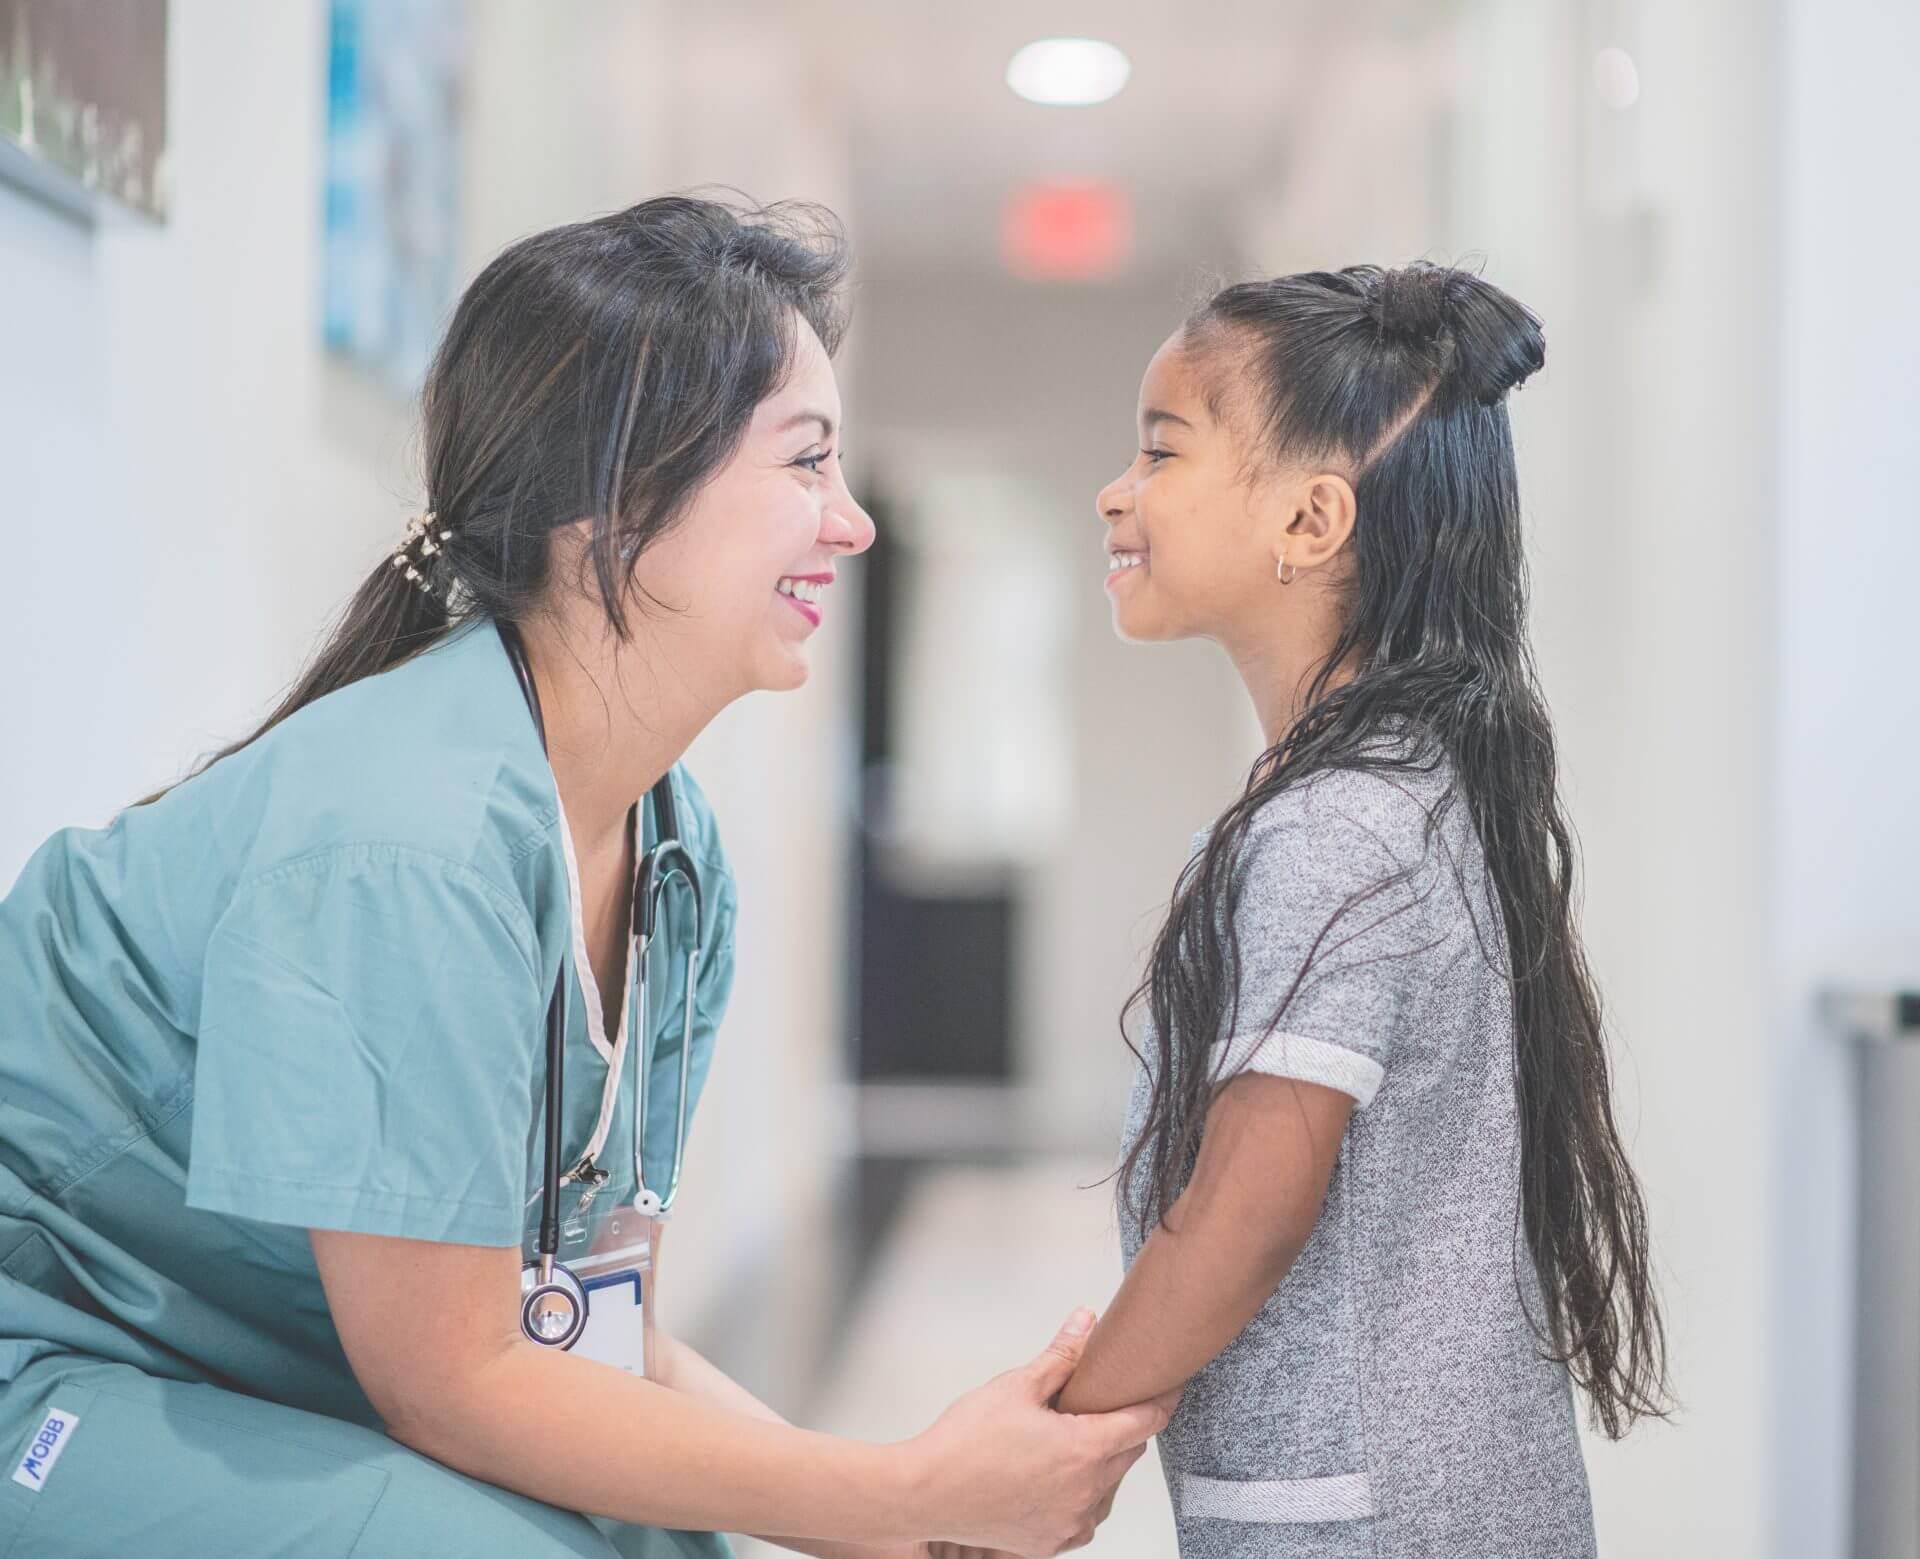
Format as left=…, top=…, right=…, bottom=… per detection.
left=551, top=793, right=635, bottom=1189
left=549, top=788, right=702, bottom=1211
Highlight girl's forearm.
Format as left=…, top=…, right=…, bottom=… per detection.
left=1054, top=1193, right=1292, bottom=1416
left=1057, top=1075, right=1347, bottom=1417
left=397, top=1338, right=926, bottom=1545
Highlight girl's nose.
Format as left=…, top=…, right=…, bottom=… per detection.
left=1095, top=471, right=1131, bottom=525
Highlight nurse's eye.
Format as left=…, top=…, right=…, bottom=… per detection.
left=792, top=449, right=834, bottom=473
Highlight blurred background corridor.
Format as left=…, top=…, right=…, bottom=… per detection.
left=3, top=1, right=1917, bottom=1554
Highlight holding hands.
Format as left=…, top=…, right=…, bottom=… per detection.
left=898, top=1307, right=1174, bottom=1557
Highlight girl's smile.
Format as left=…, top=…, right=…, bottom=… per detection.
left=1104, top=547, right=1148, bottom=591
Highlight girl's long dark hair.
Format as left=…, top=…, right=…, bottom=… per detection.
left=1118, top=263, right=1667, bottom=1438
left=141, top=194, right=848, bottom=801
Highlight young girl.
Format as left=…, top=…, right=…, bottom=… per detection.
left=1055, top=265, right=1666, bottom=1556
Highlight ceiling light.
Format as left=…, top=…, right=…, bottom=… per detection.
left=1006, top=39, right=1131, bottom=107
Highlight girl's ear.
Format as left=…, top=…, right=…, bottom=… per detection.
left=1277, top=472, right=1357, bottom=573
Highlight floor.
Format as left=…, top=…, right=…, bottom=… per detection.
left=733, top=1156, right=1176, bottom=1558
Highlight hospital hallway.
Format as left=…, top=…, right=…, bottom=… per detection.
left=725, top=1156, right=1177, bottom=1559
left=5, top=1, right=1917, bottom=1554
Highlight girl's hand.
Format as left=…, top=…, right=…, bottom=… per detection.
left=901, top=1309, right=1172, bottom=1556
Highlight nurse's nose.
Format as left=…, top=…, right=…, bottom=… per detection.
left=821, top=469, right=876, bottom=556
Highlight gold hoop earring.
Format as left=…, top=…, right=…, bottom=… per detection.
left=1277, top=555, right=1298, bottom=586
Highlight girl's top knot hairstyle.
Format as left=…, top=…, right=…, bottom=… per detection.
left=1191, top=262, right=1546, bottom=480
left=1372, top=263, right=1455, bottom=345
left=1368, top=262, right=1547, bottom=407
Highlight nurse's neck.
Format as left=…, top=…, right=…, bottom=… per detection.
left=515, top=608, right=720, bottom=866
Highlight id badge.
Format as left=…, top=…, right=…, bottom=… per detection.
left=568, top=1205, right=658, bottom=1378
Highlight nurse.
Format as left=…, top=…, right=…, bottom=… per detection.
left=0, top=196, right=1166, bottom=1557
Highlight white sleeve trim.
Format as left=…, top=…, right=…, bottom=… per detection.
left=1210, top=1029, right=1386, bottom=1108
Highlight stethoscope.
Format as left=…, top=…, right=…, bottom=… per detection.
left=497, top=620, right=703, bottom=1350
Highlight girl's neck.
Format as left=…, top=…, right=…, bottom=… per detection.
left=1219, top=604, right=1348, bottom=750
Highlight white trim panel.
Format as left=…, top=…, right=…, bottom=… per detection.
left=1210, top=1030, right=1386, bottom=1108
left=1177, top=1470, right=1376, bottom=1524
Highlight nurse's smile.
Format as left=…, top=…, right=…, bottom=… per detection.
left=775, top=570, right=833, bottom=627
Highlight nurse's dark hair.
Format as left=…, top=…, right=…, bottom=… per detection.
left=139, top=193, right=849, bottom=800
left=1117, top=263, right=1669, bottom=1439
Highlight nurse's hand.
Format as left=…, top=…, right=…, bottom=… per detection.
left=918, top=1547, right=1021, bottom=1559
left=901, top=1308, right=1173, bottom=1556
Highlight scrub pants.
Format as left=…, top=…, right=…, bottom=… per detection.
left=0, top=1356, right=731, bottom=1558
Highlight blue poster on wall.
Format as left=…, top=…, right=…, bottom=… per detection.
left=322, top=0, right=466, bottom=394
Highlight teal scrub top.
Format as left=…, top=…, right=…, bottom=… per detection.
left=0, top=619, right=737, bottom=1428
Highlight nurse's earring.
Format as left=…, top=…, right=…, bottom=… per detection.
left=1277, top=552, right=1298, bottom=586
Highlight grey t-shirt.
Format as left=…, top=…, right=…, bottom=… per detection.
left=1118, top=761, right=1596, bottom=1558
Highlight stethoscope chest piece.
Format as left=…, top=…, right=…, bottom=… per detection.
left=521, top=1258, right=588, bottom=1350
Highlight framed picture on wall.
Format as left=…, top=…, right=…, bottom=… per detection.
left=0, top=0, right=169, bottom=221
left=321, top=0, right=467, bottom=395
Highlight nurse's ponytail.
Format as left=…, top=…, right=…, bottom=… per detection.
left=141, top=194, right=848, bottom=802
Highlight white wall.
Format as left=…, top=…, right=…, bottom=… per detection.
left=1, top=180, right=111, bottom=859
left=1226, top=1, right=1916, bottom=1548
left=1, top=0, right=399, bottom=882
left=0, top=0, right=863, bottom=1389
left=1450, top=0, right=1778, bottom=1551
left=1773, top=0, right=1920, bottom=1552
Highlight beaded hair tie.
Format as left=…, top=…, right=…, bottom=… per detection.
left=391, top=511, right=453, bottom=595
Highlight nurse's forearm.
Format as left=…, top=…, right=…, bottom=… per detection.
left=318, top=1229, right=1168, bottom=1552
left=403, top=1340, right=923, bottom=1543
left=648, top=1233, right=905, bottom=1554
left=652, top=1329, right=787, bottom=1425
left=653, top=1332, right=920, bottom=1559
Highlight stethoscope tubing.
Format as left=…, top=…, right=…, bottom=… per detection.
left=496, top=619, right=702, bottom=1295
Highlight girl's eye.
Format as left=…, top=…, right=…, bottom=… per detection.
left=793, top=449, right=834, bottom=473
left=1140, top=448, right=1172, bottom=464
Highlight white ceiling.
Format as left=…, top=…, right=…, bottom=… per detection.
left=774, top=0, right=1466, bottom=275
